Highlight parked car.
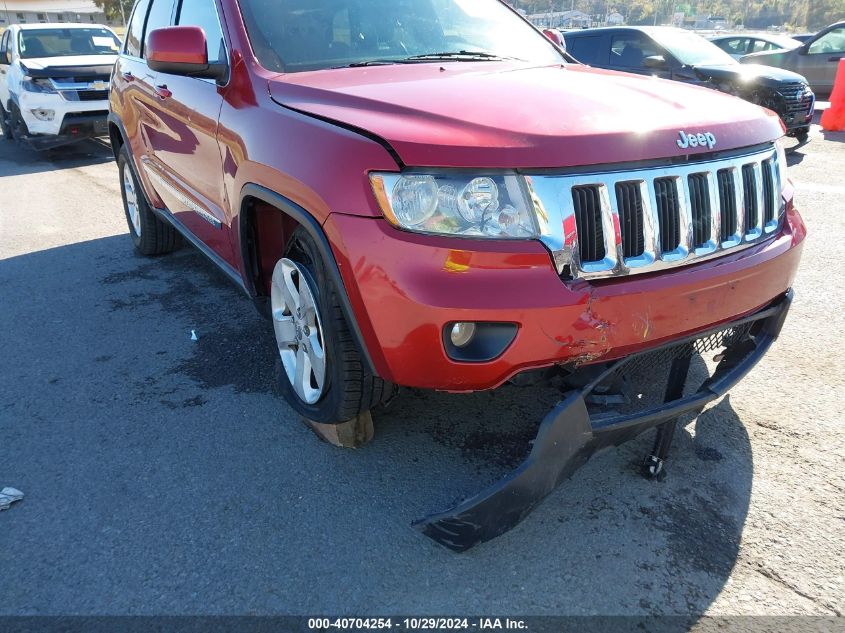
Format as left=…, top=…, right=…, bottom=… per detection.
left=110, top=0, right=804, bottom=551
left=565, top=26, right=815, bottom=142
left=710, top=33, right=802, bottom=60
left=0, top=24, right=120, bottom=149
left=741, top=21, right=845, bottom=96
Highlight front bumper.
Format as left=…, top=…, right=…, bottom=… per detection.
left=324, top=206, right=805, bottom=391
left=17, top=91, right=108, bottom=145
left=416, top=291, right=793, bottom=551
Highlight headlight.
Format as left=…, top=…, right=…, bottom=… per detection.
left=21, top=76, right=57, bottom=94
left=370, top=172, right=539, bottom=239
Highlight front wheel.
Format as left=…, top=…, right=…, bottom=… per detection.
left=0, top=103, right=13, bottom=140
left=272, top=228, right=394, bottom=425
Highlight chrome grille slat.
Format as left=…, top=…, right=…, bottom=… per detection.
left=688, top=173, right=712, bottom=250
left=615, top=181, right=645, bottom=259
left=572, top=185, right=605, bottom=263
left=654, top=177, right=680, bottom=254
left=531, top=146, right=783, bottom=280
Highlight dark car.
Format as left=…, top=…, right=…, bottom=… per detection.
left=741, top=21, right=845, bottom=96
left=564, top=26, right=815, bottom=141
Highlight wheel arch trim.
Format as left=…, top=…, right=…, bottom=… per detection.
left=238, top=183, right=378, bottom=376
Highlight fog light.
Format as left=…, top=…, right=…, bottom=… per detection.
left=31, top=109, right=55, bottom=121
left=450, top=322, right=477, bottom=348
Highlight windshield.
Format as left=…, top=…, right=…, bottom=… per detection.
left=238, top=0, right=564, bottom=73
left=651, top=29, right=737, bottom=66
left=18, top=28, right=120, bottom=60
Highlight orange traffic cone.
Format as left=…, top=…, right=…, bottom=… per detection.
left=820, top=59, right=845, bottom=132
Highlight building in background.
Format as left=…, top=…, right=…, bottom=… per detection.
left=0, top=0, right=114, bottom=28
left=527, top=10, right=591, bottom=29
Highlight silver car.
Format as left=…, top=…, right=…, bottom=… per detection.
left=740, top=21, right=845, bottom=96
left=711, top=33, right=802, bottom=61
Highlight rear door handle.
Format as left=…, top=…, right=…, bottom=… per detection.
left=829, top=55, right=843, bottom=62
left=155, top=84, right=172, bottom=100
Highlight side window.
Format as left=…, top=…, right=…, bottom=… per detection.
left=0, top=31, right=9, bottom=61
left=125, top=0, right=151, bottom=57
left=721, top=38, right=749, bottom=55
left=808, top=27, right=845, bottom=55
left=143, top=0, right=176, bottom=58
left=176, top=0, right=226, bottom=65
left=610, top=33, right=662, bottom=69
left=567, top=36, right=603, bottom=65
left=751, top=39, right=776, bottom=53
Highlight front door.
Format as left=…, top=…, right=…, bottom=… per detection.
left=607, top=32, right=674, bottom=80
left=797, top=26, right=845, bottom=94
left=143, top=0, right=232, bottom=263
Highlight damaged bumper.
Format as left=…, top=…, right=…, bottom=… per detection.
left=17, top=92, right=109, bottom=149
left=324, top=209, right=804, bottom=391
left=415, top=291, right=793, bottom=552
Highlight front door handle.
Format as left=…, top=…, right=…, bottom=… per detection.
left=829, top=55, right=844, bottom=62
left=154, top=84, right=172, bottom=100
left=121, top=71, right=135, bottom=82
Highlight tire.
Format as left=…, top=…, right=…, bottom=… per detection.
left=8, top=102, right=28, bottom=140
left=272, top=227, right=394, bottom=424
left=117, top=145, right=181, bottom=256
left=0, top=103, right=13, bottom=140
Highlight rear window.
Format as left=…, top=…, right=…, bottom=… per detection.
left=566, top=35, right=603, bottom=65
left=18, top=28, right=121, bottom=59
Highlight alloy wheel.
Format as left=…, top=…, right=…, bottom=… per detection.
left=123, top=166, right=141, bottom=236
left=271, top=258, right=327, bottom=405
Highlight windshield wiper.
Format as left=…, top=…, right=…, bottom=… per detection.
left=332, top=59, right=412, bottom=68
left=332, top=51, right=520, bottom=69
left=403, top=51, right=521, bottom=62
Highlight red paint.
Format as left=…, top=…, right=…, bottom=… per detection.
left=146, top=27, right=209, bottom=66
left=110, top=0, right=806, bottom=393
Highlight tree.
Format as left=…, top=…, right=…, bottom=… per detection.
left=94, top=0, right=132, bottom=25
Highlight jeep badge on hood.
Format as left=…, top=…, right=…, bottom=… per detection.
left=677, top=130, right=717, bottom=150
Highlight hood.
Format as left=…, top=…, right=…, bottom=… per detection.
left=20, top=55, right=116, bottom=78
left=269, top=62, right=784, bottom=169
left=693, top=62, right=808, bottom=87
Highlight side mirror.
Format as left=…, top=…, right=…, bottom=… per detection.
left=643, top=54, right=668, bottom=69
left=798, top=43, right=810, bottom=55
left=543, top=29, right=565, bottom=50
left=146, top=26, right=226, bottom=81
left=2, top=50, right=11, bottom=65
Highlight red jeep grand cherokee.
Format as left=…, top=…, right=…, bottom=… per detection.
left=109, top=0, right=805, bottom=551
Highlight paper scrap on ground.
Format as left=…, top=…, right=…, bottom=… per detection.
left=0, top=487, right=24, bottom=511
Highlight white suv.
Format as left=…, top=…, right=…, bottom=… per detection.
left=0, top=24, right=120, bottom=149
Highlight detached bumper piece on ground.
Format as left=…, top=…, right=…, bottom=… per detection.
left=416, top=291, right=793, bottom=552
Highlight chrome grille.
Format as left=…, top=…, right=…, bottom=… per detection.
left=529, top=146, right=784, bottom=280
left=779, top=83, right=815, bottom=115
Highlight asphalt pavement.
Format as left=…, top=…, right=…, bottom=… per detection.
left=0, top=121, right=843, bottom=618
